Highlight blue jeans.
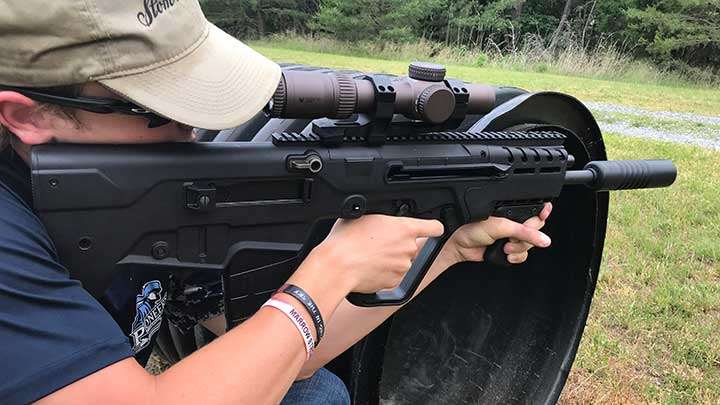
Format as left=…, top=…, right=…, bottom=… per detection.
left=281, top=368, right=351, bottom=405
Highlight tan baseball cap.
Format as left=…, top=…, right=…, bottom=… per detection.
left=0, top=0, right=281, bottom=130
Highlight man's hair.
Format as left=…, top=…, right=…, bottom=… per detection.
left=0, top=84, right=83, bottom=151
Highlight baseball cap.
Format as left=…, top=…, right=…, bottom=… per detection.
left=0, top=0, right=281, bottom=130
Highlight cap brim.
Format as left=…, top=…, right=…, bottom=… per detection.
left=99, top=24, right=281, bottom=130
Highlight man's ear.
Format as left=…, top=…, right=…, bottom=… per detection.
left=0, top=91, right=55, bottom=145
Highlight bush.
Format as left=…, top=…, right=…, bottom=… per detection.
left=533, top=63, right=549, bottom=73
left=251, top=32, right=718, bottom=88
left=474, top=53, right=489, bottom=67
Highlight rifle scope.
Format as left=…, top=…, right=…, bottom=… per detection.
left=265, top=62, right=496, bottom=124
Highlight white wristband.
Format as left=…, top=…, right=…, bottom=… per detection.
left=262, top=298, right=315, bottom=358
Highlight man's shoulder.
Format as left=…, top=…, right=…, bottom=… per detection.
left=0, top=174, right=58, bottom=259
left=0, top=148, right=33, bottom=207
left=1, top=175, right=35, bottom=215
left=0, top=168, right=134, bottom=405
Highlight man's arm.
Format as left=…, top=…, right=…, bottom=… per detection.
left=38, top=214, right=445, bottom=404
left=39, top=255, right=350, bottom=405
left=296, top=244, right=455, bottom=379
left=298, top=205, right=552, bottom=379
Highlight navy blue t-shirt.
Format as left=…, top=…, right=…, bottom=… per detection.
left=0, top=148, right=133, bottom=404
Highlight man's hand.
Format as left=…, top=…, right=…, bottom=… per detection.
left=439, top=202, right=553, bottom=267
left=311, top=214, right=444, bottom=293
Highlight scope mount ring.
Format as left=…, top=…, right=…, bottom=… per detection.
left=361, top=74, right=398, bottom=145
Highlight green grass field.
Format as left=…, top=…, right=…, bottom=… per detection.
left=252, top=45, right=720, bottom=117
left=561, top=134, right=720, bottom=404
left=255, top=46, right=720, bottom=404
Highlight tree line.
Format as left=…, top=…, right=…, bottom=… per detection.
left=200, top=0, right=719, bottom=76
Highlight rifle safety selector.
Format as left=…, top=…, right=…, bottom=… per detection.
left=185, top=183, right=216, bottom=211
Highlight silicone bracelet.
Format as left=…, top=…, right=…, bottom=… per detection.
left=262, top=298, right=315, bottom=359
left=277, top=284, right=325, bottom=346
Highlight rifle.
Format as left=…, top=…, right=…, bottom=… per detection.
left=31, top=62, right=676, bottom=330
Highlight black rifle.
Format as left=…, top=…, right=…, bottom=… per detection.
left=31, top=62, right=676, bottom=329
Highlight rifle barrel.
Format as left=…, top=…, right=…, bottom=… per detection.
left=565, top=160, right=677, bottom=191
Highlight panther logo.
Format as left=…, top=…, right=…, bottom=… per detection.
left=130, top=280, right=167, bottom=353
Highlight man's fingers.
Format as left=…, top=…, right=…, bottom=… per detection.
left=507, top=252, right=528, bottom=264
left=502, top=203, right=551, bottom=253
left=522, top=203, right=551, bottom=229
left=403, top=218, right=445, bottom=238
left=507, top=217, right=546, bottom=253
left=538, top=202, right=553, bottom=221
left=504, top=240, right=531, bottom=254
left=491, top=219, right=551, bottom=248
left=522, top=216, right=545, bottom=230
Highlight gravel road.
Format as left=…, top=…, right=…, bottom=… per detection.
left=582, top=101, right=720, bottom=150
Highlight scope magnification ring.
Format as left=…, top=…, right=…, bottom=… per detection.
left=334, top=74, right=357, bottom=118
left=270, top=75, right=287, bottom=117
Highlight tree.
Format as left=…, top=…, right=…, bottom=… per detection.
left=627, top=0, right=720, bottom=70
left=200, top=0, right=318, bottom=38
left=549, top=0, right=575, bottom=51
left=199, top=0, right=720, bottom=79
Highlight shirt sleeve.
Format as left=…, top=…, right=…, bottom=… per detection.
left=0, top=183, right=133, bottom=404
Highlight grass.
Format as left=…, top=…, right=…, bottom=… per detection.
left=250, top=46, right=720, bottom=403
left=560, top=134, right=720, bottom=404
left=251, top=45, right=720, bottom=117
left=251, top=33, right=720, bottom=89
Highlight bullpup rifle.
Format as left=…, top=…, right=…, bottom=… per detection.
left=31, top=62, right=676, bottom=330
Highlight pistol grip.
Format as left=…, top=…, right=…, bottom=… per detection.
left=483, top=238, right=514, bottom=267
left=346, top=233, right=450, bottom=307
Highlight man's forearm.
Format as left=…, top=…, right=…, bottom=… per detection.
left=298, top=248, right=458, bottom=378
left=40, top=256, right=352, bottom=405
left=154, top=258, right=353, bottom=403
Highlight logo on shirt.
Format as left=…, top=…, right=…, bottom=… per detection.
left=130, top=280, right=167, bottom=353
